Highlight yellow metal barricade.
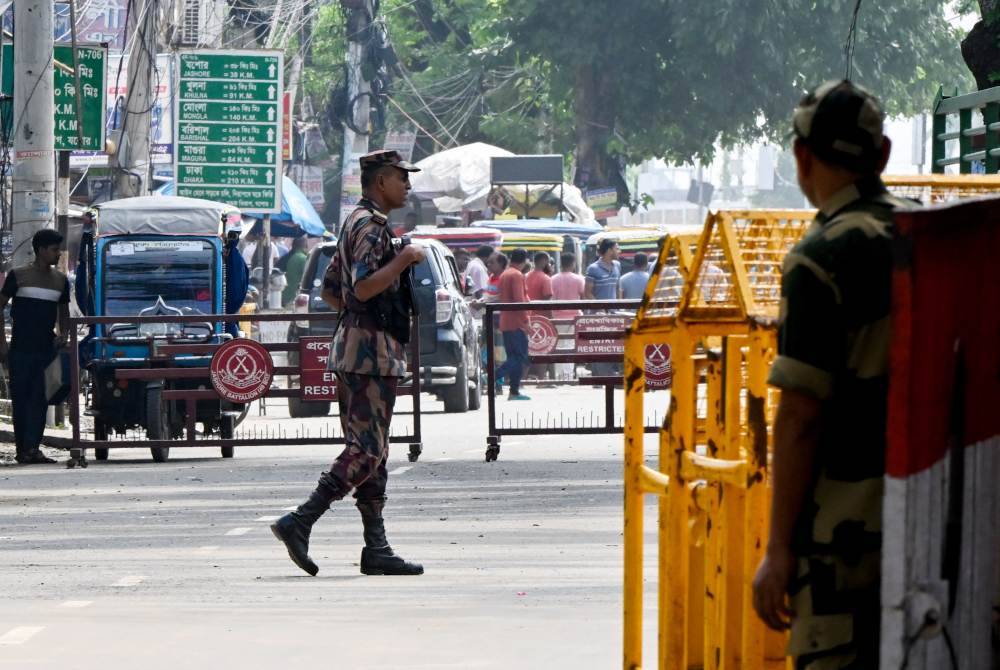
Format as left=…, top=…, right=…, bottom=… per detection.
left=882, top=173, right=1000, bottom=202
left=624, top=209, right=813, bottom=670
left=623, top=176, right=1000, bottom=670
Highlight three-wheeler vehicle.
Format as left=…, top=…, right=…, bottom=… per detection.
left=75, top=196, right=250, bottom=462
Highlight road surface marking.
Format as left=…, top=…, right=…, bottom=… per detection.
left=194, top=545, right=219, bottom=554
left=255, top=515, right=280, bottom=522
left=226, top=527, right=251, bottom=536
left=59, top=601, right=92, bottom=609
left=0, top=627, right=44, bottom=645
left=388, top=466, right=412, bottom=476
left=112, top=576, right=145, bottom=587
left=283, top=506, right=297, bottom=511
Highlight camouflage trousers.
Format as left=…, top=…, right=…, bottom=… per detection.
left=327, top=372, right=399, bottom=501
left=789, top=557, right=880, bottom=670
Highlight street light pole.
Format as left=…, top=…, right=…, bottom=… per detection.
left=113, top=0, right=156, bottom=198
left=337, top=0, right=373, bottom=229
left=11, top=0, right=56, bottom=267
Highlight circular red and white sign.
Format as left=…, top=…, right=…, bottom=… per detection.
left=210, top=338, right=274, bottom=403
left=644, top=343, right=672, bottom=389
left=526, top=315, right=559, bottom=356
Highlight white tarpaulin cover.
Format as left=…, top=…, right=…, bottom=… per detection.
left=410, top=142, right=596, bottom=225
left=94, top=195, right=241, bottom=237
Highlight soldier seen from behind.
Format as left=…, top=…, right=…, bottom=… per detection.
left=271, top=150, right=425, bottom=576
left=751, top=80, right=912, bottom=668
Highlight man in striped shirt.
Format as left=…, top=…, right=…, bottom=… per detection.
left=0, top=229, right=70, bottom=465
left=584, top=239, right=621, bottom=300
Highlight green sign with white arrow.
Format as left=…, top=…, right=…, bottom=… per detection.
left=174, top=50, right=283, bottom=213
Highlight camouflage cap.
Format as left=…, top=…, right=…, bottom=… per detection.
left=792, top=80, right=885, bottom=172
left=359, top=149, right=420, bottom=172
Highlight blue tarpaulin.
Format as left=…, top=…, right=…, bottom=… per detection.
left=156, top=177, right=327, bottom=237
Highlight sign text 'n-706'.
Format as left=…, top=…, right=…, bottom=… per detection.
left=174, top=50, right=283, bottom=213
left=1, top=43, right=108, bottom=152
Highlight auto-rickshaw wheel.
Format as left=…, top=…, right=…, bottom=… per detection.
left=220, top=414, right=235, bottom=458
left=146, top=385, right=171, bottom=463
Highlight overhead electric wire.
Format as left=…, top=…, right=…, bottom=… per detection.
left=844, top=0, right=863, bottom=80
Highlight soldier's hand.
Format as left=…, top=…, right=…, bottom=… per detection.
left=401, top=245, right=425, bottom=266
left=752, top=546, right=796, bottom=631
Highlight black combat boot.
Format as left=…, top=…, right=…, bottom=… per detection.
left=270, top=472, right=346, bottom=576
left=357, top=497, right=424, bottom=576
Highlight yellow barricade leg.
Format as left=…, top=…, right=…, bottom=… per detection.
left=623, top=337, right=646, bottom=670
left=661, top=328, right=693, bottom=669
left=741, top=327, right=771, bottom=666
left=723, top=336, right=748, bottom=669
left=703, top=352, right=725, bottom=670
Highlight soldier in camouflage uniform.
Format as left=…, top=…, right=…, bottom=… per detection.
left=752, top=81, right=912, bottom=668
left=271, top=150, right=425, bottom=577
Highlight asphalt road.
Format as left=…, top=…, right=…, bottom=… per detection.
left=0, top=387, right=666, bottom=669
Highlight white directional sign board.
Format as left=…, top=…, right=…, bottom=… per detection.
left=174, top=50, right=283, bottom=213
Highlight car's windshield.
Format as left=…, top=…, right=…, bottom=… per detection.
left=102, top=239, right=216, bottom=316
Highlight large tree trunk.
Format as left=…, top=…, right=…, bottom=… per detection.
left=963, top=1, right=1000, bottom=90
left=572, top=64, right=628, bottom=210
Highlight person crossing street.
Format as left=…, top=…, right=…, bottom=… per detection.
left=271, top=150, right=425, bottom=577
left=494, top=248, right=532, bottom=401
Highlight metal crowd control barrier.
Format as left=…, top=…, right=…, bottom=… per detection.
left=623, top=208, right=814, bottom=669
left=484, top=299, right=639, bottom=462
left=480, top=234, right=698, bottom=463
left=66, top=312, right=423, bottom=466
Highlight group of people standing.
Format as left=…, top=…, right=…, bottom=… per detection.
left=453, top=236, right=659, bottom=397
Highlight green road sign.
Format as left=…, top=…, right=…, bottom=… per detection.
left=175, top=50, right=283, bottom=213
left=179, top=79, right=280, bottom=102
left=1, top=43, right=108, bottom=152
left=177, top=101, right=277, bottom=123
left=176, top=121, right=278, bottom=145
left=178, top=53, right=281, bottom=80
left=177, top=143, right=277, bottom=165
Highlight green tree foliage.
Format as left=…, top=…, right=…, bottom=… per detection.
left=303, top=0, right=969, bottom=200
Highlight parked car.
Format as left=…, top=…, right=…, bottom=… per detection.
left=286, top=238, right=481, bottom=416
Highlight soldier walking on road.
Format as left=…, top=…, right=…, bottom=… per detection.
left=751, top=81, right=912, bottom=668
left=271, top=150, right=425, bottom=577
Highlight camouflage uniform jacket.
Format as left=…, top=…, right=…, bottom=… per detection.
left=767, top=177, right=912, bottom=659
left=326, top=199, right=407, bottom=377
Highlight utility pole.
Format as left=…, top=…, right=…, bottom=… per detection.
left=112, top=0, right=157, bottom=198
left=11, top=0, right=56, bottom=267
left=337, top=0, right=373, bottom=228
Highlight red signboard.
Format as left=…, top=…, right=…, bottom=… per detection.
left=644, top=343, right=672, bottom=389
left=573, top=315, right=670, bottom=388
left=298, top=337, right=337, bottom=401
left=574, top=315, right=628, bottom=354
left=210, top=339, right=273, bottom=403
left=526, top=315, right=558, bottom=355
